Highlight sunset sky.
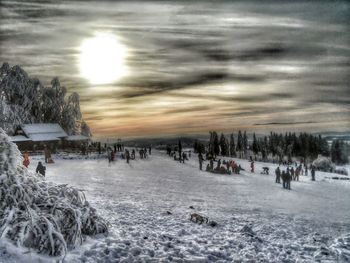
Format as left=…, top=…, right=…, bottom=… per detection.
left=0, top=0, right=349, bottom=138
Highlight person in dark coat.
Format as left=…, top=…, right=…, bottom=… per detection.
left=311, top=167, right=316, bottom=181
left=182, top=152, right=187, bottom=163
left=275, top=167, right=281, bottom=183
left=149, top=146, right=152, bottom=155
left=291, top=167, right=295, bottom=180
left=198, top=153, right=204, bottom=170
left=217, top=159, right=221, bottom=169
left=210, top=159, right=214, bottom=170
left=125, top=150, right=130, bottom=163
left=36, top=162, right=46, bottom=176
left=281, top=171, right=286, bottom=189
left=286, top=170, right=292, bottom=190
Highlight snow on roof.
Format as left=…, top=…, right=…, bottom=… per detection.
left=21, top=123, right=68, bottom=141
left=10, top=135, right=32, bottom=142
left=66, top=135, right=90, bottom=141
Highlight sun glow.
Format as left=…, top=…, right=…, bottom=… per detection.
left=79, top=33, right=128, bottom=85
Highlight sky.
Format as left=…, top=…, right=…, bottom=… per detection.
left=0, top=0, right=349, bottom=138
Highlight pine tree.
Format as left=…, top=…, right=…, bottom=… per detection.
left=219, top=133, right=229, bottom=156
left=252, top=133, right=259, bottom=157
left=243, top=131, right=248, bottom=158
left=229, top=133, right=236, bottom=157
left=213, top=132, right=220, bottom=157
left=236, top=130, right=243, bottom=158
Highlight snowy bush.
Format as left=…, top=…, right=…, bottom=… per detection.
left=0, top=129, right=108, bottom=259
left=312, top=155, right=336, bottom=172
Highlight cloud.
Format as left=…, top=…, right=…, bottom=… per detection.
left=0, top=0, right=349, bottom=136
left=254, top=121, right=318, bottom=126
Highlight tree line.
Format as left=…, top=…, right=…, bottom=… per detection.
left=193, top=131, right=349, bottom=165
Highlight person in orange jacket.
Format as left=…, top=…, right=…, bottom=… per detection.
left=23, top=151, right=30, bottom=168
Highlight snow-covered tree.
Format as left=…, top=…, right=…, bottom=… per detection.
left=219, top=133, right=229, bottom=156
left=229, top=133, right=236, bottom=157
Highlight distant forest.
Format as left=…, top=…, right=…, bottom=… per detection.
left=194, top=131, right=350, bottom=165
left=0, top=63, right=91, bottom=137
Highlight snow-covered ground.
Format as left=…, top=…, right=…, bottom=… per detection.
left=1, top=150, right=350, bottom=262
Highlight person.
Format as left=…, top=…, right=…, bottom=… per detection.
left=299, top=164, right=304, bottom=176
left=131, top=149, right=135, bottom=159
left=111, top=151, right=115, bottom=162
left=182, top=152, right=187, bottom=163
left=36, top=162, right=46, bottom=176
left=226, top=161, right=230, bottom=173
left=237, top=164, right=243, bottom=174
left=189, top=150, right=191, bottom=158
left=290, top=167, right=295, bottom=180
left=107, top=147, right=112, bottom=164
left=286, top=170, right=292, bottom=190
left=198, top=153, right=204, bottom=170
left=206, top=163, right=211, bottom=171
left=125, top=150, right=130, bottom=163
left=216, top=159, right=221, bottom=171
left=149, top=146, right=152, bottom=155
left=305, top=165, right=308, bottom=176
left=139, top=149, right=144, bottom=159
left=295, top=167, right=300, bottom=181
left=281, top=171, right=287, bottom=189
left=275, top=167, right=281, bottom=183
left=311, top=166, right=316, bottom=181
left=23, top=151, right=30, bottom=168
left=250, top=161, right=254, bottom=173
left=210, top=159, right=214, bottom=171
left=166, top=146, right=171, bottom=156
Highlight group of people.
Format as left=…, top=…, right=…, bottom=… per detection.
left=107, top=146, right=152, bottom=164
left=198, top=153, right=243, bottom=175
left=275, top=164, right=317, bottom=190
left=139, top=147, right=151, bottom=159
left=21, top=150, right=46, bottom=177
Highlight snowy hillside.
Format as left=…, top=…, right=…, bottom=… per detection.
left=1, top=150, right=347, bottom=262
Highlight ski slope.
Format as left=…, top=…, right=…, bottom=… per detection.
left=2, top=150, right=350, bottom=262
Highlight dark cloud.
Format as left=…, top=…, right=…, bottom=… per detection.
left=254, top=121, right=317, bottom=126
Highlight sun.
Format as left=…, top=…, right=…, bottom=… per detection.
left=79, top=33, right=128, bottom=85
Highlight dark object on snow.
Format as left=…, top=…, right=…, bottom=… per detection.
left=241, top=225, right=256, bottom=237
left=190, top=213, right=208, bottom=224
left=166, top=211, right=172, bottom=215
left=325, top=177, right=350, bottom=181
left=261, top=167, right=269, bottom=175
left=189, top=205, right=195, bottom=209
left=143, top=236, right=148, bottom=239
left=209, top=220, right=217, bottom=227
left=36, top=161, right=46, bottom=176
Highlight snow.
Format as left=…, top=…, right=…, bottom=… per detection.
left=2, top=150, right=350, bottom=262
left=9, top=135, right=31, bottom=142
left=21, top=123, right=67, bottom=141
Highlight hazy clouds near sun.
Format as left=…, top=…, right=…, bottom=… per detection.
left=0, top=0, right=349, bottom=137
